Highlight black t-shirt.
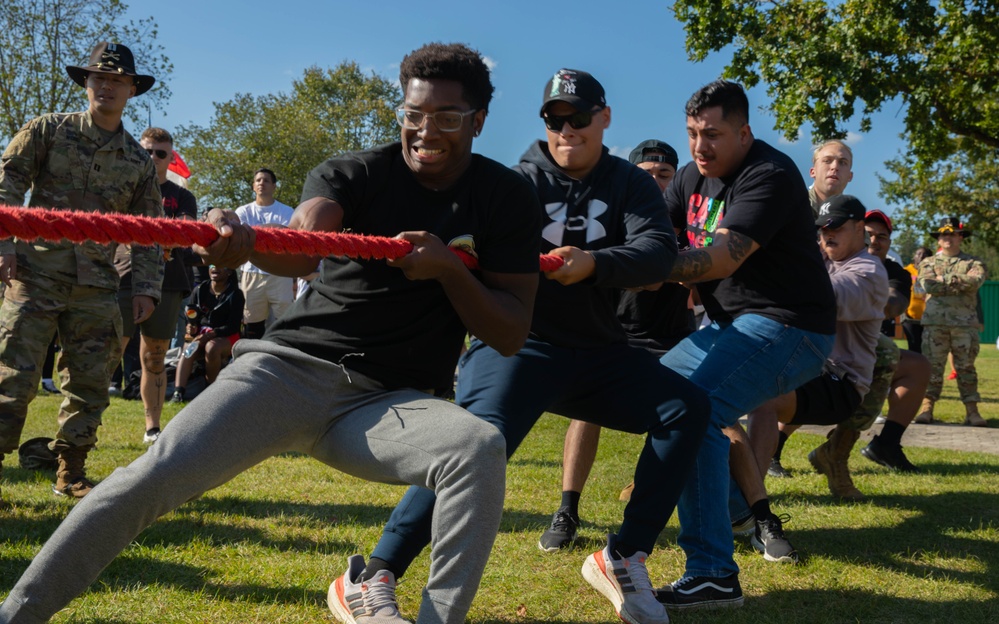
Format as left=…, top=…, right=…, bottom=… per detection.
left=666, top=139, right=835, bottom=334
left=617, top=284, right=695, bottom=356
left=115, top=179, right=197, bottom=293
left=881, top=257, right=911, bottom=337
left=266, top=143, right=542, bottom=391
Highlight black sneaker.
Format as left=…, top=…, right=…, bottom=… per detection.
left=767, top=457, right=791, bottom=478
left=537, top=507, right=579, bottom=552
left=656, top=573, right=744, bottom=610
left=751, top=513, right=798, bottom=563
left=171, top=388, right=186, bottom=403
left=861, top=435, right=920, bottom=473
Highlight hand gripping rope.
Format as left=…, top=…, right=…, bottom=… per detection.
left=0, top=205, right=564, bottom=272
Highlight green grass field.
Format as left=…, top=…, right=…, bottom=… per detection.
left=1, top=346, right=996, bottom=623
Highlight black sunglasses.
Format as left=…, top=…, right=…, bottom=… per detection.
left=144, top=148, right=170, bottom=159
left=543, top=108, right=601, bottom=132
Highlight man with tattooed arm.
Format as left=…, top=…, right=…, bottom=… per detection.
left=650, top=80, right=836, bottom=610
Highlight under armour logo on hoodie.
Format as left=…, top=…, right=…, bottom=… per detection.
left=542, top=199, right=608, bottom=246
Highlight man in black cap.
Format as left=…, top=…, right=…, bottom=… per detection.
left=0, top=42, right=163, bottom=504
left=364, top=68, right=709, bottom=624
left=736, top=194, right=887, bottom=520
left=629, top=139, right=679, bottom=194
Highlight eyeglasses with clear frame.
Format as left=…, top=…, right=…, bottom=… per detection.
left=395, top=108, right=478, bottom=132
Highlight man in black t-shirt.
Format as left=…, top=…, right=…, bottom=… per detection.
left=0, top=43, right=541, bottom=624
left=113, top=127, right=198, bottom=444
left=651, top=81, right=836, bottom=611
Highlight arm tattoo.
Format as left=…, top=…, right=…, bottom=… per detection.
left=670, top=248, right=713, bottom=282
left=726, top=230, right=753, bottom=264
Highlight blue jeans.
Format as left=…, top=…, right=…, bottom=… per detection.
left=372, top=337, right=710, bottom=571
left=659, top=314, right=833, bottom=578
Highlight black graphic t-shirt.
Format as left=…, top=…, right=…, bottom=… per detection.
left=115, top=179, right=197, bottom=293
left=666, top=139, right=835, bottom=334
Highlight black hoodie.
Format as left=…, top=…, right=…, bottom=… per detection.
left=515, top=140, right=677, bottom=347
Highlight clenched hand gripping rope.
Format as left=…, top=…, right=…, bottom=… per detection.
left=0, top=206, right=564, bottom=272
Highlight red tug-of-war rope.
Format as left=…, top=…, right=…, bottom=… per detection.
left=0, top=205, right=565, bottom=272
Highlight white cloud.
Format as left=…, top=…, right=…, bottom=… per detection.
left=609, top=145, right=630, bottom=159
left=483, top=56, right=498, bottom=71
left=844, top=131, right=863, bottom=145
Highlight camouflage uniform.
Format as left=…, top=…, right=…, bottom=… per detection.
left=0, top=110, right=164, bottom=455
left=841, top=333, right=900, bottom=431
left=918, top=252, right=987, bottom=404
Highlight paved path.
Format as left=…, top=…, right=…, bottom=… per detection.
left=797, top=421, right=999, bottom=456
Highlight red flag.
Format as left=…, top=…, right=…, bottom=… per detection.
left=168, top=150, right=191, bottom=179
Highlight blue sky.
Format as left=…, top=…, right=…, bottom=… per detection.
left=125, top=0, right=908, bottom=212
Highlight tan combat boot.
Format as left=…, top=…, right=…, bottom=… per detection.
left=913, top=397, right=935, bottom=424
left=53, top=445, right=95, bottom=498
left=808, top=424, right=864, bottom=501
left=964, top=402, right=987, bottom=427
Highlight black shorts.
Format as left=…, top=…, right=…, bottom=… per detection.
left=791, top=370, right=862, bottom=426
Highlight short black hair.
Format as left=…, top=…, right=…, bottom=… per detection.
left=253, top=168, right=277, bottom=184
left=399, top=42, right=494, bottom=113
left=685, top=80, right=749, bottom=125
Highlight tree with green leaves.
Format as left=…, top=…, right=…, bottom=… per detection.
left=672, top=0, right=999, bottom=245
left=177, top=62, right=400, bottom=210
left=0, top=0, right=171, bottom=146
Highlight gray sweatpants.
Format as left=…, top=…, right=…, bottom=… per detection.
left=0, top=340, right=506, bottom=624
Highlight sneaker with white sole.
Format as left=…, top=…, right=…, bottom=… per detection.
left=143, top=428, right=161, bottom=445
left=328, top=555, right=410, bottom=624
left=751, top=513, right=798, bottom=563
left=581, top=534, right=668, bottom=624
left=41, top=379, right=59, bottom=394
left=656, top=573, right=744, bottom=610
left=538, top=507, right=579, bottom=552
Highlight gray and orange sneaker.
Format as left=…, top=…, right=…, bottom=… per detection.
left=582, top=534, right=669, bottom=624
left=328, top=555, right=409, bottom=624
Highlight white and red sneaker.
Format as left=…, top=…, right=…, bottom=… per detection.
left=328, top=555, right=410, bottom=624
left=582, top=534, right=669, bottom=624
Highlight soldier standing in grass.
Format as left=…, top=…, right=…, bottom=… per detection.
left=0, top=42, right=163, bottom=505
left=915, top=217, right=988, bottom=427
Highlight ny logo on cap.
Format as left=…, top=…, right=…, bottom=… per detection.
left=818, top=201, right=832, bottom=216
left=551, top=72, right=577, bottom=97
